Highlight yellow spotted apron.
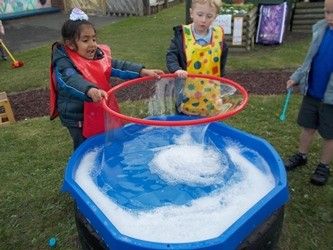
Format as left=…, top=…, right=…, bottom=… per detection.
left=179, top=25, right=224, bottom=116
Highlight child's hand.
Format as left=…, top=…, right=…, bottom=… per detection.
left=175, top=70, right=188, bottom=78
left=140, top=68, right=164, bottom=78
left=87, top=88, right=107, bottom=102
left=286, top=79, right=296, bottom=89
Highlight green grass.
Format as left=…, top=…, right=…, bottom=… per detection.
left=0, top=3, right=311, bottom=93
left=227, top=39, right=311, bottom=71
left=228, top=95, right=333, bottom=249
left=0, top=118, right=79, bottom=249
left=1, top=97, right=332, bottom=249
left=0, top=2, right=332, bottom=250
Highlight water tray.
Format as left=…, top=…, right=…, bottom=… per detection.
left=62, top=118, right=288, bottom=250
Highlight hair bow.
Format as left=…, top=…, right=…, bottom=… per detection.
left=69, top=8, right=89, bottom=21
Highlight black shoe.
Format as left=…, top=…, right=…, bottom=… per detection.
left=1, top=55, right=7, bottom=61
left=284, top=153, right=307, bottom=171
left=310, top=164, right=330, bottom=186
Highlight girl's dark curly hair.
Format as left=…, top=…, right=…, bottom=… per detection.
left=61, top=20, right=96, bottom=49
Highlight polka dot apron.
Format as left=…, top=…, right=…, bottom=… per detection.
left=179, top=25, right=224, bottom=116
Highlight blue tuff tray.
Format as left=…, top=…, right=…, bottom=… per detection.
left=62, top=117, right=288, bottom=250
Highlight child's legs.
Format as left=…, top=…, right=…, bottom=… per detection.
left=0, top=45, right=7, bottom=59
left=67, top=126, right=86, bottom=150
left=318, top=103, right=333, bottom=165
left=296, top=96, right=320, bottom=154
left=298, top=127, right=316, bottom=154
left=0, top=45, right=5, bottom=55
left=320, top=139, right=333, bottom=165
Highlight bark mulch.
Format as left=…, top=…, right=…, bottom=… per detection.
left=8, top=70, right=294, bottom=121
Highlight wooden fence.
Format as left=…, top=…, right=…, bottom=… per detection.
left=144, top=0, right=183, bottom=15
left=64, top=0, right=183, bottom=16
left=106, top=0, right=144, bottom=16
left=291, top=1, right=324, bottom=33
left=224, top=7, right=258, bottom=51
left=64, top=0, right=107, bottom=15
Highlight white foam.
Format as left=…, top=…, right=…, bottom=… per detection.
left=149, top=130, right=227, bottom=186
left=150, top=144, right=226, bottom=186
left=75, top=139, right=275, bottom=243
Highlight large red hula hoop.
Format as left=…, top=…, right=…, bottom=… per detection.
left=102, top=73, right=249, bottom=127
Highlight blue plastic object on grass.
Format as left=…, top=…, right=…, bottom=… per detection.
left=48, top=237, right=57, bottom=248
left=62, top=116, right=288, bottom=250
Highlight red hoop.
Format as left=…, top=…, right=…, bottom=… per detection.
left=102, top=74, right=248, bottom=126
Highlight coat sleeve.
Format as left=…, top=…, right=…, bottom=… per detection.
left=111, top=59, right=143, bottom=80
left=52, top=46, right=96, bottom=101
left=166, top=28, right=184, bottom=73
left=220, top=40, right=228, bottom=77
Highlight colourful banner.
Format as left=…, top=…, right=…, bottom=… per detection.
left=0, top=0, right=52, bottom=15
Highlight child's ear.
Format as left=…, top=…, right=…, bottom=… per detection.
left=65, top=40, right=76, bottom=50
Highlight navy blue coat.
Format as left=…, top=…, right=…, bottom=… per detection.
left=52, top=42, right=144, bottom=128
left=166, top=25, right=228, bottom=76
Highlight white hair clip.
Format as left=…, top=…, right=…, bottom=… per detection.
left=69, top=8, right=89, bottom=21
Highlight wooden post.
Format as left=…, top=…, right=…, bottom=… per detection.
left=0, top=92, right=15, bottom=125
left=143, top=0, right=151, bottom=15
left=164, top=0, right=169, bottom=8
left=185, top=0, right=192, bottom=24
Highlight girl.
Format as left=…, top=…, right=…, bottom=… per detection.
left=50, top=8, right=163, bottom=150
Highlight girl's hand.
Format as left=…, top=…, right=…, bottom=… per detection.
left=175, top=70, right=188, bottom=78
left=87, top=88, right=107, bottom=102
left=286, top=79, right=296, bottom=89
left=140, top=68, right=164, bottom=78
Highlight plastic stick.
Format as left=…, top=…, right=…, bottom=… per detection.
left=0, top=40, right=24, bottom=68
left=279, top=88, right=292, bottom=122
left=0, top=40, right=17, bottom=62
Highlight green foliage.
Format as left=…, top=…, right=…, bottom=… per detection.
left=220, top=3, right=255, bottom=15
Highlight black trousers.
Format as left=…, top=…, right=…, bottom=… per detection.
left=67, top=126, right=86, bottom=150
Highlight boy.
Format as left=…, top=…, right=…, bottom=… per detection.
left=284, top=0, right=333, bottom=185
left=166, top=0, right=228, bottom=116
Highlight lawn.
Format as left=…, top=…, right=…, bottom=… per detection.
left=0, top=2, right=332, bottom=250
left=0, top=3, right=310, bottom=93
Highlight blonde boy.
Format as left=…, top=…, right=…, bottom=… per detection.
left=166, top=0, right=228, bottom=116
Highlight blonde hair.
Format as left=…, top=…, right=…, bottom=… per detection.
left=191, top=0, right=222, bottom=13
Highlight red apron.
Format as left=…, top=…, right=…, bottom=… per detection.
left=49, top=43, right=60, bottom=120
left=49, top=66, right=59, bottom=120
left=50, top=44, right=120, bottom=137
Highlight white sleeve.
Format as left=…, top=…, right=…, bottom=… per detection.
left=0, top=21, right=5, bottom=35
